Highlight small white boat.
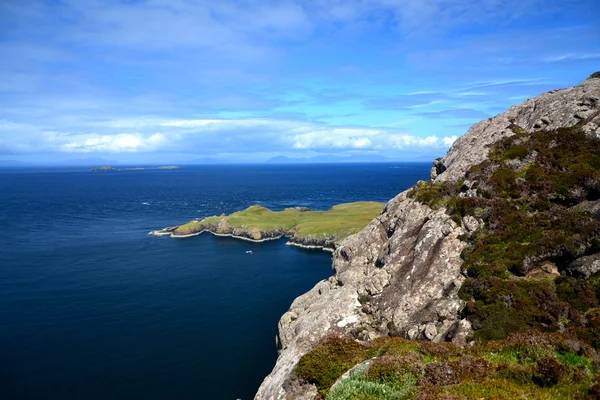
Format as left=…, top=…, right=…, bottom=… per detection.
left=245, top=250, right=253, bottom=254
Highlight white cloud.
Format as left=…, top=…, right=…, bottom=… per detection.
left=60, top=133, right=167, bottom=152
left=289, top=125, right=455, bottom=150
left=0, top=116, right=458, bottom=156
left=353, top=137, right=372, bottom=148
left=160, top=119, right=224, bottom=128
left=387, top=134, right=456, bottom=149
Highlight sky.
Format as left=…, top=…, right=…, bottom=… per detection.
left=0, top=0, right=599, bottom=164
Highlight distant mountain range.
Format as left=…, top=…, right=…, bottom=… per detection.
left=0, top=154, right=436, bottom=167
left=265, top=154, right=396, bottom=164
left=0, top=157, right=117, bottom=167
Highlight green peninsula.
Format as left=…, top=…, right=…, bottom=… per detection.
left=150, top=202, right=385, bottom=251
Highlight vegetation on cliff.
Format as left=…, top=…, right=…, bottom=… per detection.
left=295, top=125, right=600, bottom=398
left=170, top=202, right=385, bottom=242
left=297, top=333, right=600, bottom=399
left=408, top=126, right=600, bottom=346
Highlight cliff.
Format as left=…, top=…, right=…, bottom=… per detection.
left=256, top=74, right=600, bottom=399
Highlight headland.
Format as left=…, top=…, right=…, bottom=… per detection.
left=150, top=202, right=385, bottom=252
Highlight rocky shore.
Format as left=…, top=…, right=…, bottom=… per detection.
left=151, top=223, right=338, bottom=251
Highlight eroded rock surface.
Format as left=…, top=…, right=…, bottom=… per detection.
left=256, top=194, right=469, bottom=399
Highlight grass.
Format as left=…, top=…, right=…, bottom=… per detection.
left=172, top=202, right=384, bottom=240
left=296, top=333, right=600, bottom=399
left=327, top=372, right=415, bottom=400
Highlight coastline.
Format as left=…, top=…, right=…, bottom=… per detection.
left=285, top=241, right=335, bottom=253
left=205, top=231, right=284, bottom=243
left=150, top=228, right=336, bottom=252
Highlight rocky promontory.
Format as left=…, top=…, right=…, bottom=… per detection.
left=150, top=202, right=385, bottom=252
left=255, top=73, right=600, bottom=399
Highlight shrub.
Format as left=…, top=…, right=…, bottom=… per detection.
left=295, top=337, right=373, bottom=395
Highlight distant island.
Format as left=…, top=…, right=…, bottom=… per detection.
left=266, top=154, right=394, bottom=163
left=90, top=165, right=118, bottom=172
left=150, top=202, right=385, bottom=252
left=90, top=165, right=180, bottom=172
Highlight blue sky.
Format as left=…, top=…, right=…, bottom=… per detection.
left=0, top=0, right=599, bottom=164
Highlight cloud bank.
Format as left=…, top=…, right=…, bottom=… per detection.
left=0, top=0, right=598, bottom=163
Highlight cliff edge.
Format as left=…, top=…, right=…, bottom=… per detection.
left=256, top=74, right=600, bottom=399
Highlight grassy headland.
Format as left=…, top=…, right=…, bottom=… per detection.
left=153, top=202, right=385, bottom=248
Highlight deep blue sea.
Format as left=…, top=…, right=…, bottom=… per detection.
left=0, top=163, right=430, bottom=400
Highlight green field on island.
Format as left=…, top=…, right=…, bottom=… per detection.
left=173, top=202, right=385, bottom=239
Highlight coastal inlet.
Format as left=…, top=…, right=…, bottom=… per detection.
left=150, top=202, right=385, bottom=252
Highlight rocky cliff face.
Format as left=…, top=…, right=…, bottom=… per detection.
left=255, top=74, right=600, bottom=399
left=433, top=75, right=600, bottom=183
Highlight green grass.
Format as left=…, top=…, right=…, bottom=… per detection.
left=172, top=202, right=384, bottom=240
left=326, top=372, right=415, bottom=400
left=296, top=333, right=599, bottom=399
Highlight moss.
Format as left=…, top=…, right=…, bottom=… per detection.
left=295, top=337, right=374, bottom=396
left=504, top=144, right=529, bottom=160
left=508, top=123, right=528, bottom=135
left=365, top=354, right=421, bottom=383
left=358, top=294, right=373, bottom=305
left=408, top=181, right=457, bottom=208
left=555, top=275, right=600, bottom=312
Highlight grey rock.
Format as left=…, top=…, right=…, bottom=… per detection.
left=462, top=215, right=480, bottom=232
left=435, top=77, right=600, bottom=183
left=424, top=323, right=438, bottom=340
left=566, top=253, right=600, bottom=278
left=448, top=319, right=472, bottom=345
left=574, top=199, right=600, bottom=219
left=430, top=157, right=447, bottom=179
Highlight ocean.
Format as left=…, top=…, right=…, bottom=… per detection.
left=0, top=163, right=430, bottom=400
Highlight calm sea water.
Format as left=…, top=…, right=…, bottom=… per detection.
left=0, top=163, right=430, bottom=400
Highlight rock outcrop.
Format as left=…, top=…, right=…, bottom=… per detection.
left=434, top=73, right=600, bottom=183
left=256, top=193, right=470, bottom=399
left=255, top=74, right=600, bottom=399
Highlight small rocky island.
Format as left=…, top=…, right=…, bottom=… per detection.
left=91, top=165, right=180, bottom=172
left=150, top=202, right=385, bottom=252
left=90, top=165, right=118, bottom=172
